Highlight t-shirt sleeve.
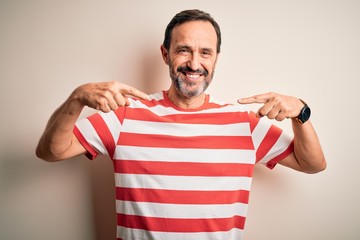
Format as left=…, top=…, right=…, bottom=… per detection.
left=73, top=124, right=99, bottom=160
left=249, top=111, right=294, bottom=169
left=73, top=108, right=125, bottom=160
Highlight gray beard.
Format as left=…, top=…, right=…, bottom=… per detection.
left=174, top=75, right=209, bottom=98
left=171, top=66, right=215, bottom=98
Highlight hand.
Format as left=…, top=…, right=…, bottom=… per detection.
left=237, top=92, right=305, bottom=121
left=72, top=81, right=150, bottom=112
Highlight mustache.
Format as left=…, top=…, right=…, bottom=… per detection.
left=177, top=66, right=208, bottom=77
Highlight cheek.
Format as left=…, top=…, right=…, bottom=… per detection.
left=170, top=58, right=184, bottom=71
left=171, top=53, right=190, bottom=64
left=205, top=61, right=216, bottom=73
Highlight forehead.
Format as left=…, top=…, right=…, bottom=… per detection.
left=170, top=20, right=217, bottom=49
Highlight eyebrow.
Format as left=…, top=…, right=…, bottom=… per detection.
left=201, top=47, right=214, bottom=53
left=175, top=45, right=191, bottom=50
left=175, top=45, right=214, bottom=53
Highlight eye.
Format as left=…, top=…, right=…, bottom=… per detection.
left=178, top=48, right=190, bottom=55
left=201, top=50, right=212, bottom=57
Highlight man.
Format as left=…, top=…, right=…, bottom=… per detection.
left=36, top=9, right=326, bottom=240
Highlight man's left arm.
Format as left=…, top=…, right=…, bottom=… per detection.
left=279, top=120, right=326, bottom=173
left=238, top=92, right=326, bottom=174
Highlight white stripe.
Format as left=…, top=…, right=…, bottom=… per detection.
left=114, top=146, right=255, bottom=164
left=99, top=111, right=122, bottom=144
left=117, top=226, right=244, bottom=240
left=208, top=95, right=230, bottom=106
left=251, top=117, right=272, bottom=150
left=122, top=119, right=251, bottom=136
left=261, top=132, right=293, bottom=164
left=115, top=174, right=252, bottom=191
left=75, top=119, right=108, bottom=155
left=148, top=92, right=164, bottom=101
left=116, top=201, right=248, bottom=219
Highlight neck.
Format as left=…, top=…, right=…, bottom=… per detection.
left=167, top=87, right=206, bottom=109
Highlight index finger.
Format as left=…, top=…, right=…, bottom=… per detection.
left=120, top=84, right=150, bottom=100
left=237, top=93, right=270, bottom=104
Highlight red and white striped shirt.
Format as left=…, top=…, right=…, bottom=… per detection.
left=74, top=91, right=293, bottom=240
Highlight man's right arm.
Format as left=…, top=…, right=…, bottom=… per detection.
left=36, top=81, right=150, bottom=162
left=36, top=96, right=87, bottom=161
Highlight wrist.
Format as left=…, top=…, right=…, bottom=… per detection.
left=292, top=99, right=311, bottom=125
left=65, top=92, right=85, bottom=116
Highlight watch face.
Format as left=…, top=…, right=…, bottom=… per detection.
left=301, top=106, right=311, bottom=122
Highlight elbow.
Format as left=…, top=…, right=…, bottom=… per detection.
left=35, top=148, right=51, bottom=162
left=35, top=145, right=61, bottom=162
left=316, top=158, right=327, bottom=173
left=319, top=157, right=327, bottom=172
left=305, top=156, right=327, bottom=174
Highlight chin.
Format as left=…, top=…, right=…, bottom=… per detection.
left=178, top=85, right=205, bottom=98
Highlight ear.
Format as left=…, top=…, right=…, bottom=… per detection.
left=160, top=45, right=169, bottom=65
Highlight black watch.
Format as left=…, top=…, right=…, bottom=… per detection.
left=294, top=99, right=311, bottom=124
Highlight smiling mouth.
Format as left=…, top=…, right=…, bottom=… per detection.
left=177, top=66, right=208, bottom=80
left=185, top=72, right=202, bottom=80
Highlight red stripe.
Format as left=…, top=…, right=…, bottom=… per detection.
left=113, top=106, right=126, bottom=124
left=207, top=101, right=231, bottom=109
left=256, top=125, right=282, bottom=162
left=249, top=111, right=260, bottom=133
left=118, top=133, right=254, bottom=149
left=116, top=187, right=250, bottom=204
left=125, top=107, right=250, bottom=124
left=117, top=213, right=246, bottom=232
left=136, top=97, right=168, bottom=108
left=136, top=91, right=225, bottom=112
left=88, top=114, right=116, bottom=158
left=114, top=160, right=254, bottom=177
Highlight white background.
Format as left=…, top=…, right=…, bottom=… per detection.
left=1, top=0, right=359, bottom=239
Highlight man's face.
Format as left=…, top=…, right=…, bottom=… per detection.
left=161, top=20, right=218, bottom=98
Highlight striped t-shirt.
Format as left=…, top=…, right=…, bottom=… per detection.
left=74, top=91, right=294, bottom=240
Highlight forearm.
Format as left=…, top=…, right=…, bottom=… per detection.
left=292, top=119, right=326, bottom=173
left=36, top=95, right=84, bottom=161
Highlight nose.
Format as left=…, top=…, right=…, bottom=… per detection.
left=187, top=53, right=201, bottom=71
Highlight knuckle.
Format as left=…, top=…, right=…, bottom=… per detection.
left=268, top=92, right=275, bottom=97
left=258, top=109, right=266, bottom=116
left=283, top=106, right=291, bottom=113
left=102, top=108, right=110, bottom=113
left=115, top=95, right=126, bottom=106
left=110, top=103, right=118, bottom=111
left=109, top=80, right=117, bottom=86
left=97, top=97, right=107, bottom=107
left=275, top=116, right=283, bottom=121
left=103, top=91, right=113, bottom=99
left=117, top=99, right=126, bottom=106
left=107, top=81, right=119, bottom=92
left=273, top=94, right=281, bottom=102
left=268, top=111, right=276, bottom=119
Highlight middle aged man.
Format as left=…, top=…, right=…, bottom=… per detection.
left=36, top=9, right=326, bottom=240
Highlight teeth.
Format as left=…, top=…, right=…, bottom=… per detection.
left=186, top=74, right=200, bottom=79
